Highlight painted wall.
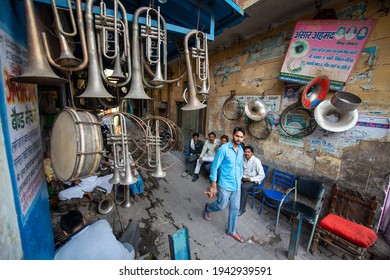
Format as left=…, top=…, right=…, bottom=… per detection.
left=168, top=0, right=390, bottom=225
left=0, top=115, right=23, bottom=259
left=0, top=0, right=54, bottom=259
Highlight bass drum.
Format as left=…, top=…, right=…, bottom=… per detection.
left=50, top=108, right=103, bottom=181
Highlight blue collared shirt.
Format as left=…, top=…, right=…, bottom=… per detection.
left=209, top=141, right=244, bottom=191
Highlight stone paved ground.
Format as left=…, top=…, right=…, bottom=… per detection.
left=52, top=151, right=389, bottom=260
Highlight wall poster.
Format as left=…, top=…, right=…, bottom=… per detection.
left=279, top=19, right=376, bottom=90
left=0, top=29, right=44, bottom=217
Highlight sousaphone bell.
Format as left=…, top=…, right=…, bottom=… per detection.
left=314, top=91, right=362, bottom=133
left=245, top=99, right=269, bottom=121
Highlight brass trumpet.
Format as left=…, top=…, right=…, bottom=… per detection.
left=146, top=120, right=166, bottom=178
left=107, top=113, right=137, bottom=185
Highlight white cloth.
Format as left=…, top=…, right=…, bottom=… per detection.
left=54, top=220, right=134, bottom=260
left=242, top=155, right=265, bottom=184
left=194, top=139, right=221, bottom=174
left=58, top=174, right=114, bottom=200
left=190, top=139, right=195, bottom=150
left=194, top=156, right=214, bottom=174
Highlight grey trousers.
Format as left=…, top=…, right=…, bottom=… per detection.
left=119, top=219, right=140, bottom=257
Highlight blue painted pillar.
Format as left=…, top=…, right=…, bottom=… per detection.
left=0, top=0, right=54, bottom=259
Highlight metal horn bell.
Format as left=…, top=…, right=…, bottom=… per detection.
left=245, top=99, right=269, bottom=121
left=314, top=99, right=359, bottom=133
left=10, top=0, right=68, bottom=85
left=331, top=91, right=362, bottom=111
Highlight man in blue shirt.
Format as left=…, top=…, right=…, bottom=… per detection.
left=203, top=127, right=245, bottom=243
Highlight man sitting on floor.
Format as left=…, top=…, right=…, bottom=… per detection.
left=54, top=210, right=139, bottom=260
left=58, top=174, right=114, bottom=201
left=192, top=132, right=220, bottom=182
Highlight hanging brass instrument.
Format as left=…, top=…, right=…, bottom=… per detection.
left=95, top=0, right=132, bottom=86
left=181, top=30, right=208, bottom=111
left=42, top=0, right=88, bottom=70
left=222, top=90, right=244, bottom=120
left=10, top=0, right=68, bottom=85
left=124, top=6, right=156, bottom=99
left=78, top=0, right=114, bottom=98
left=245, top=99, right=269, bottom=121
left=140, top=6, right=166, bottom=87
left=146, top=120, right=166, bottom=178
left=107, top=113, right=137, bottom=185
left=314, top=91, right=361, bottom=133
left=192, top=31, right=210, bottom=95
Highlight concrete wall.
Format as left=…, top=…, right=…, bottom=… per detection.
left=168, top=0, right=390, bottom=225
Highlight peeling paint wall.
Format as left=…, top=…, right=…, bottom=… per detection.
left=168, top=0, right=390, bottom=225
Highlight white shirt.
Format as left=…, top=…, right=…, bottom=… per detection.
left=54, top=220, right=134, bottom=260
left=200, top=139, right=221, bottom=159
left=242, top=155, right=265, bottom=184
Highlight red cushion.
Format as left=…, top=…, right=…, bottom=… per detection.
left=319, top=213, right=377, bottom=248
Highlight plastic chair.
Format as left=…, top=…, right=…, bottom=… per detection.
left=247, top=164, right=269, bottom=209
left=275, top=176, right=324, bottom=251
left=259, top=168, right=296, bottom=215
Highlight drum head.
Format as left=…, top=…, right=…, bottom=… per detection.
left=51, top=110, right=78, bottom=181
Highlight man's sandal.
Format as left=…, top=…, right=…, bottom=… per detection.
left=226, top=230, right=245, bottom=243
left=203, top=203, right=212, bottom=221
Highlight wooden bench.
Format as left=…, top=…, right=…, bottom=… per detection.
left=310, top=184, right=378, bottom=259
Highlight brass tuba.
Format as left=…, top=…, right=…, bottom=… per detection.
left=10, top=0, right=68, bottom=85
left=181, top=30, right=208, bottom=111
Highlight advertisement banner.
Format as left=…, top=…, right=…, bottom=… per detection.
left=279, top=19, right=376, bottom=90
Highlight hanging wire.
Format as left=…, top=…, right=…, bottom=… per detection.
left=197, top=0, right=201, bottom=30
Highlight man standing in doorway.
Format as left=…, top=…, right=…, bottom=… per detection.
left=203, top=127, right=245, bottom=243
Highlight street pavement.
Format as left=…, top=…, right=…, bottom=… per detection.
left=52, top=151, right=348, bottom=260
